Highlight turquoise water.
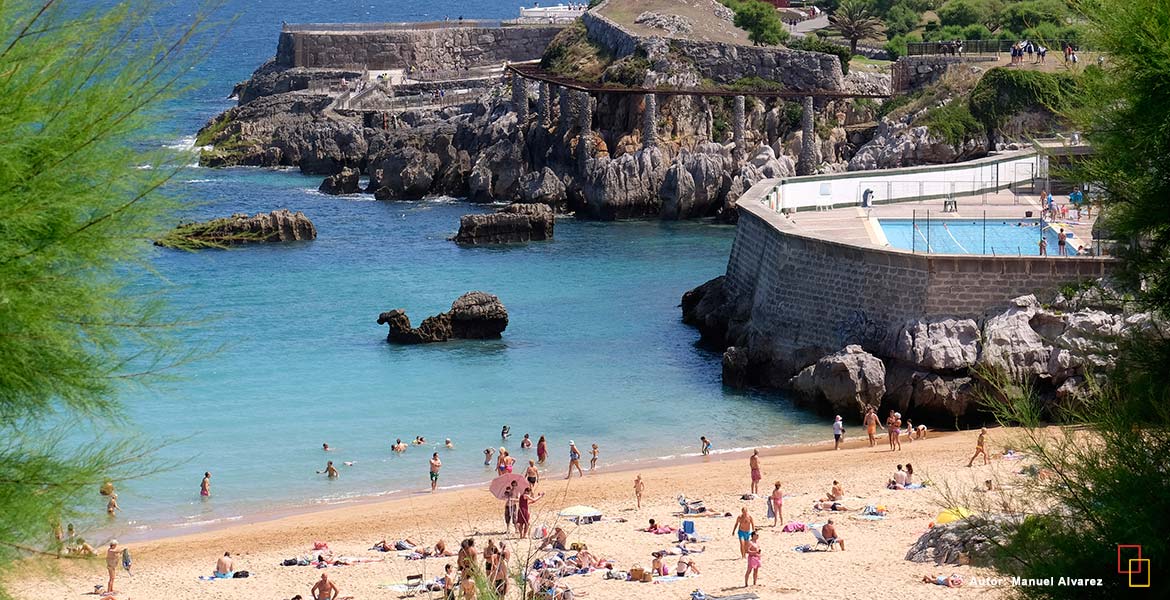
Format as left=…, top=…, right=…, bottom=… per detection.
left=880, top=218, right=1073, bottom=256
left=96, top=0, right=829, bottom=539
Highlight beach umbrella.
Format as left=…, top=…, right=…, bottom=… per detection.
left=934, top=507, right=972, bottom=525
left=488, top=473, right=526, bottom=500
left=558, top=505, right=603, bottom=519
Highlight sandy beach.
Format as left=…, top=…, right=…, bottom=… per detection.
left=10, top=428, right=1019, bottom=600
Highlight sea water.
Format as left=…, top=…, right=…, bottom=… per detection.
left=104, top=0, right=827, bottom=538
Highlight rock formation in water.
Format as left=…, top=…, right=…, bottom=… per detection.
left=378, top=292, right=509, bottom=344
left=453, top=204, right=555, bottom=245
left=156, top=209, right=317, bottom=248
left=684, top=279, right=1154, bottom=422
left=319, top=167, right=362, bottom=195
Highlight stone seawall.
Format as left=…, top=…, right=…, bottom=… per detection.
left=275, top=26, right=563, bottom=71
left=581, top=11, right=844, bottom=92
left=891, top=55, right=998, bottom=94
left=715, top=192, right=1113, bottom=379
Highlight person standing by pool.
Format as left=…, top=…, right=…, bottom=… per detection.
left=536, top=435, right=547, bottom=464
left=1039, top=236, right=1048, bottom=256
left=566, top=441, right=583, bottom=479
left=200, top=472, right=211, bottom=498
left=732, top=508, right=754, bottom=558
left=833, top=416, right=845, bottom=450
left=744, top=530, right=762, bottom=586
left=589, top=443, right=599, bottom=471
left=1058, top=228, right=1068, bottom=256
left=430, top=453, right=442, bottom=492
left=749, top=450, right=762, bottom=496
left=700, top=436, right=712, bottom=456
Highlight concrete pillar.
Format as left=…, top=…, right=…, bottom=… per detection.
left=797, top=95, right=816, bottom=176
left=642, top=93, right=658, bottom=148
left=576, top=90, right=593, bottom=170
left=539, top=82, right=552, bottom=128
left=732, top=95, right=746, bottom=163
left=511, top=74, right=528, bottom=122
left=559, top=85, right=572, bottom=132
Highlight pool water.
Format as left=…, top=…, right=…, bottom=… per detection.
left=879, top=218, right=1076, bottom=256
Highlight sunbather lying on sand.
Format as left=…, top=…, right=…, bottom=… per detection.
left=922, top=573, right=963, bottom=587
left=813, top=500, right=849, bottom=511
left=643, top=519, right=675, bottom=534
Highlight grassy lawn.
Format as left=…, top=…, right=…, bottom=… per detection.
left=849, top=55, right=893, bottom=73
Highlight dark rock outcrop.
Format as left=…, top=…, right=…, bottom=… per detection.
left=453, top=204, right=554, bottom=245
left=905, top=515, right=1013, bottom=567
left=319, top=167, right=361, bottom=195
left=156, top=209, right=316, bottom=248
left=789, top=345, right=886, bottom=416
left=378, top=292, right=508, bottom=344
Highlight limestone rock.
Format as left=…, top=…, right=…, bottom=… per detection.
left=848, top=112, right=987, bottom=171
left=517, top=167, right=567, bottom=207
left=156, top=209, right=316, bottom=248
left=891, top=318, right=980, bottom=372
left=453, top=204, right=554, bottom=245
left=905, top=515, right=1014, bottom=567
left=378, top=292, right=508, bottom=344
left=978, top=295, right=1052, bottom=379
left=634, top=11, right=694, bottom=35
left=912, top=374, right=977, bottom=418
left=318, top=167, right=361, bottom=195
left=789, top=345, right=886, bottom=417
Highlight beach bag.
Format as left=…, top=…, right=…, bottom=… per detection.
left=641, top=571, right=654, bottom=583
left=232, top=571, right=249, bottom=578
left=629, top=567, right=645, bottom=581
left=570, top=542, right=585, bottom=551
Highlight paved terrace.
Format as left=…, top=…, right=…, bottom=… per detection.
left=745, top=151, right=1100, bottom=254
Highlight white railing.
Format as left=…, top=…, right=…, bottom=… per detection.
left=759, top=151, right=1039, bottom=212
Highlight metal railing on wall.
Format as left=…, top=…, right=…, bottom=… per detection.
left=907, top=40, right=1086, bottom=57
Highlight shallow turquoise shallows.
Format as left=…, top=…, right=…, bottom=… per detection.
left=98, top=0, right=827, bottom=539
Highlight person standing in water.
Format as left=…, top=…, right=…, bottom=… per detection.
left=200, top=472, right=211, bottom=498
left=483, top=447, right=494, bottom=465
left=700, top=436, right=712, bottom=456
left=749, top=450, right=762, bottom=496
left=106, top=494, right=120, bottom=517
left=322, top=461, right=339, bottom=478
left=589, top=443, right=600, bottom=471
left=430, top=452, right=442, bottom=492
left=634, top=474, right=645, bottom=509
left=501, top=425, right=511, bottom=440
left=833, top=415, right=845, bottom=450
left=520, top=434, right=532, bottom=449
left=536, top=435, right=548, bottom=464
left=566, top=441, right=583, bottom=479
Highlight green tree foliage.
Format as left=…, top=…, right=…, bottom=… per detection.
left=0, top=0, right=203, bottom=588
left=828, top=0, right=886, bottom=53
left=883, top=4, right=921, bottom=39
left=883, top=32, right=922, bottom=59
left=967, top=68, right=1078, bottom=146
left=937, top=0, right=991, bottom=28
left=721, top=0, right=790, bottom=46
left=1001, top=0, right=1069, bottom=34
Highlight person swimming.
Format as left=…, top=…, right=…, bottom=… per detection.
left=500, top=425, right=510, bottom=440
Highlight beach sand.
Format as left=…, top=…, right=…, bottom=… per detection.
left=10, top=428, right=1019, bottom=600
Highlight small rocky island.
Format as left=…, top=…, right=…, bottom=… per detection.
left=378, top=292, right=509, bottom=344
left=155, top=209, right=317, bottom=249
left=453, top=204, right=555, bottom=245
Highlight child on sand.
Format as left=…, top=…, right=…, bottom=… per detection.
left=967, top=428, right=990, bottom=467
left=744, top=531, right=762, bottom=586
left=634, top=475, right=645, bottom=509
left=589, top=443, right=599, bottom=471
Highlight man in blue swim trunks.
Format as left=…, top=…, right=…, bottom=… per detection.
left=732, top=508, right=754, bottom=558
left=429, top=453, right=441, bottom=493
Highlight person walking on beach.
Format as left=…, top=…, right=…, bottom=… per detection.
left=634, top=474, right=645, bottom=509
left=833, top=415, right=845, bottom=450
left=311, top=572, right=339, bottom=600
left=430, top=453, right=442, bottom=492
left=749, top=450, right=762, bottom=496
left=589, top=443, right=600, bottom=471
left=525, top=459, right=539, bottom=490
left=967, top=428, right=990, bottom=467
left=103, top=540, right=120, bottom=594
left=200, top=472, right=211, bottom=498
left=744, top=531, right=762, bottom=586
left=566, top=441, right=583, bottom=479
left=864, top=407, right=881, bottom=447
left=700, top=436, right=712, bottom=456
left=733, top=508, right=754, bottom=558
left=536, top=435, right=548, bottom=464
left=769, top=481, right=784, bottom=527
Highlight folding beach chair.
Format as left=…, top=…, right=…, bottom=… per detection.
left=402, top=574, right=424, bottom=596
left=677, top=495, right=707, bottom=514
left=810, top=527, right=833, bottom=551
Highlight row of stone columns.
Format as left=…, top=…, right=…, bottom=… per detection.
left=512, top=73, right=818, bottom=174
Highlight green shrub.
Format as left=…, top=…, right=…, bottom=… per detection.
left=883, top=33, right=921, bottom=59
left=967, top=67, right=1079, bottom=144
left=720, top=0, right=790, bottom=46
left=921, top=99, right=983, bottom=144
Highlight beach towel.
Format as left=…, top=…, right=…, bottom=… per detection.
left=905, top=483, right=926, bottom=489
left=781, top=522, right=806, bottom=533
left=654, top=574, right=696, bottom=583
left=765, top=499, right=774, bottom=519
left=853, top=514, right=886, bottom=521
left=793, top=544, right=813, bottom=553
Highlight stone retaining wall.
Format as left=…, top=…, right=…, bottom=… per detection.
left=722, top=193, right=1114, bottom=376
left=891, top=55, right=998, bottom=93
left=581, top=11, right=845, bottom=92
left=276, top=26, right=563, bottom=72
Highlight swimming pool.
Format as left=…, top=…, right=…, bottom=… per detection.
left=879, top=218, right=1076, bottom=255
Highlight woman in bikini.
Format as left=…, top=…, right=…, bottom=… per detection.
left=496, top=448, right=509, bottom=476
left=769, top=481, right=784, bottom=527
left=967, top=428, right=989, bottom=467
